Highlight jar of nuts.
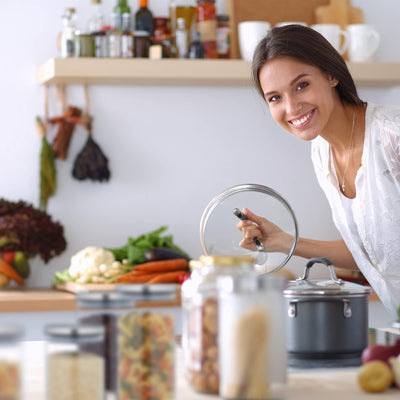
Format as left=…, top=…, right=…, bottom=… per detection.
left=181, top=255, right=256, bottom=394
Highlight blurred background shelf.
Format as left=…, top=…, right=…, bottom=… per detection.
left=37, top=58, right=400, bottom=88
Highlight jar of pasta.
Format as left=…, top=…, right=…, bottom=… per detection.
left=181, top=255, right=256, bottom=394
left=44, top=323, right=105, bottom=400
left=0, top=325, right=23, bottom=400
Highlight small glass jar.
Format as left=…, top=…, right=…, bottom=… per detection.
left=218, top=274, right=287, bottom=400
left=75, top=32, right=95, bottom=57
left=44, top=323, right=105, bottom=400
left=107, top=28, right=122, bottom=57
left=0, top=325, right=23, bottom=400
left=93, top=30, right=108, bottom=57
left=181, top=255, right=256, bottom=394
left=217, top=14, right=231, bottom=59
left=196, top=0, right=217, bottom=58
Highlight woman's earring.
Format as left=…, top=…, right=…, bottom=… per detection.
left=332, top=80, right=338, bottom=87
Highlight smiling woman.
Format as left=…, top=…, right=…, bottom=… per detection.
left=235, top=24, right=400, bottom=317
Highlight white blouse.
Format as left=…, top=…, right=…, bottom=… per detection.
left=311, top=103, right=400, bottom=317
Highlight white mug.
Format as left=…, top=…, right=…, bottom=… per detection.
left=346, top=24, right=380, bottom=62
left=238, top=21, right=271, bottom=61
left=311, top=23, right=349, bottom=55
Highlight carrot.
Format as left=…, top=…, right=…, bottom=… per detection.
left=133, top=259, right=189, bottom=273
left=116, top=272, right=161, bottom=284
left=147, top=270, right=186, bottom=284
left=0, top=258, right=25, bottom=286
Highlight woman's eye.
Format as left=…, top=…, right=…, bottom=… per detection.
left=296, top=81, right=309, bottom=91
left=267, top=94, right=280, bottom=103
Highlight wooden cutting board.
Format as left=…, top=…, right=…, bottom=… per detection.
left=226, top=0, right=330, bottom=59
left=314, top=0, right=364, bottom=28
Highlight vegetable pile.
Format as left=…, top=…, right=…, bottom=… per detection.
left=54, top=226, right=191, bottom=285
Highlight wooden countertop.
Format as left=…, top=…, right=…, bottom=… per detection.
left=0, top=288, right=181, bottom=312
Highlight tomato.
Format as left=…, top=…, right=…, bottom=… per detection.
left=2, top=251, right=15, bottom=263
left=178, top=272, right=191, bottom=284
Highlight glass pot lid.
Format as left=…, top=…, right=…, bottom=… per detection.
left=200, top=184, right=299, bottom=274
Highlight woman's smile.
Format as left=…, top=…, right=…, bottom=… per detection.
left=288, top=109, right=315, bottom=128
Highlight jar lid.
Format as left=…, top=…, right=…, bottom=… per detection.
left=76, top=291, right=134, bottom=309
left=116, top=283, right=178, bottom=301
left=201, top=255, right=255, bottom=266
left=200, top=184, right=298, bottom=274
left=217, top=15, right=230, bottom=22
left=0, top=325, right=23, bottom=342
left=44, top=324, right=105, bottom=343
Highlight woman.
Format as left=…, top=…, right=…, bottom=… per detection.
left=237, top=25, right=400, bottom=316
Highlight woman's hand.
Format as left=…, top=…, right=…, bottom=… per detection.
left=237, top=208, right=294, bottom=253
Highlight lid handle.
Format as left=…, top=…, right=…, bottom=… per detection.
left=297, top=257, right=343, bottom=285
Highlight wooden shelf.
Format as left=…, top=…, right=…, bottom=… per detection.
left=37, top=58, right=400, bottom=88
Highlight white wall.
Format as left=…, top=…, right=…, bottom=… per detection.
left=1, top=0, right=399, bottom=287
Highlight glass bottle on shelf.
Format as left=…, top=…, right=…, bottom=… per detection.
left=60, top=7, right=77, bottom=58
left=121, top=13, right=134, bottom=57
left=176, top=17, right=189, bottom=58
left=112, top=0, right=131, bottom=31
left=169, top=0, right=196, bottom=37
left=88, top=0, right=105, bottom=33
left=196, top=0, right=217, bottom=59
left=188, top=30, right=204, bottom=58
left=134, top=0, right=154, bottom=37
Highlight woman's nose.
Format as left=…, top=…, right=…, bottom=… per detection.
left=286, top=96, right=303, bottom=115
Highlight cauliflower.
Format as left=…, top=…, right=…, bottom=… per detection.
left=68, top=247, right=117, bottom=282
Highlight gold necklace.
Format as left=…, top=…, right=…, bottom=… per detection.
left=340, top=107, right=356, bottom=193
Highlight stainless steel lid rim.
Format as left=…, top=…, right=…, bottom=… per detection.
left=284, top=293, right=370, bottom=299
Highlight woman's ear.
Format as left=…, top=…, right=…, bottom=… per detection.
left=328, top=75, right=338, bottom=87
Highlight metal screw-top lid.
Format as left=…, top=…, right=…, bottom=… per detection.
left=0, top=325, right=23, bottom=342
left=76, top=291, right=134, bottom=309
left=44, top=324, right=105, bottom=343
left=116, top=283, right=178, bottom=301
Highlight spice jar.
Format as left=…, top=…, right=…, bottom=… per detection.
left=217, top=274, right=288, bottom=400
left=44, top=323, right=105, bottom=400
left=76, top=291, right=134, bottom=398
left=217, top=14, right=231, bottom=58
left=0, top=325, right=23, bottom=400
left=75, top=31, right=95, bottom=57
left=181, top=255, right=256, bottom=394
left=196, top=0, right=217, bottom=58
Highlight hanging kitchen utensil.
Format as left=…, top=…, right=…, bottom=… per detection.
left=72, top=85, right=111, bottom=182
left=36, top=86, right=56, bottom=211
left=200, top=183, right=298, bottom=274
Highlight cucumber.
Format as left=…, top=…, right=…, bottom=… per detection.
left=144, top=247, right=191, bottom=262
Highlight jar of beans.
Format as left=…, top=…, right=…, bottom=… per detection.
left=181, top=255, right=256, bottom=394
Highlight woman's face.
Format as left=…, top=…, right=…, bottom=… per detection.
left=259, top=56, right=337, bottom=141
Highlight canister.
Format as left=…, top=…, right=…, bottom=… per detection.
left=76, top=291, right=134, bottom=398
left=44, top=323, right=105, bottom=400
left=217, top=274, right=287, bottom=399
left=181, top=255, right=256, bottom=394
left=116, top=284, right=177, bottom=400
left=75, top=32, right=95, bottom=57
left=0, top=325, right=23, bottom=400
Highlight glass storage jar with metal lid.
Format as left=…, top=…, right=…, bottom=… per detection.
left=0, top=325, right=23, bottom=400
left=76, top=291, right=134, bottom=398
left=44, top=323, right=105, bottom=400
left=217, top=274, right=287, bottom=400
left=181, top=255, right=257, bottom=394
left=82, top=286, right=177, bottom=400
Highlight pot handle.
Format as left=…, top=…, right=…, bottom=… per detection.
left=297, top=257, right=343, bottom=285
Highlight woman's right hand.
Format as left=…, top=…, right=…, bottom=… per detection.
left=237, top=208, right=294, bottom=254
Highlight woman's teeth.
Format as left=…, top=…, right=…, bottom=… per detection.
left=290, top=111, right=313, bottom=127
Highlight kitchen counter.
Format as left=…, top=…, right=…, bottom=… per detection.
left=22, top=341, right=400, bottom=400
left=0, top=288, right=181, bottom=312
